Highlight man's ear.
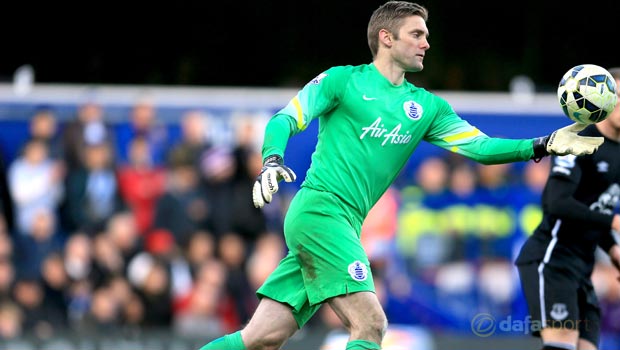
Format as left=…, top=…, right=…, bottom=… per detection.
left=378, top=28, right=393, bottom=49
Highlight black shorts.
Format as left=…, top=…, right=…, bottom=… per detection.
left=517, top=261, right=601, bottom=346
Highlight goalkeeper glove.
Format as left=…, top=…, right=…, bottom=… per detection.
left=252, top=155, right=296, bottom=208
left=532, top=123, right=604, bottom=160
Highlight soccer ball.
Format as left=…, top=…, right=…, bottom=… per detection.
left=557, top=64, right=618, bottom=124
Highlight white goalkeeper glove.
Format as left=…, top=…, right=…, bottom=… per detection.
left=532, top=123, right=604, bottom=160
left=252, top=155, right=296, bottom=208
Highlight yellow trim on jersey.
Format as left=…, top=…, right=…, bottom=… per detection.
left=443, top=128, right=481, bottom=143
left=292, top=96, right=306, bottom=130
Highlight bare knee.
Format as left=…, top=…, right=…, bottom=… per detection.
left=241, top=298, right=298, bottom=350
left=351, top=308, right=388, bottom=341
left=329, top=292, right=388, bottom=344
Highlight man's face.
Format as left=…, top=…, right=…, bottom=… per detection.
left=391, top=15, right=430, bottom=73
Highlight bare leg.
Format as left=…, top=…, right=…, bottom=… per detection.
left=241, top=297, right=299, bottom=350
left=327, top=291, right=387, bottom=345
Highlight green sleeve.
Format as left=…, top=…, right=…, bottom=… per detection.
left=425, top=95, right=535, bottom=164
left=261, top=114, right=297, bottom=161
left=442, top=136, right=536, bottom=164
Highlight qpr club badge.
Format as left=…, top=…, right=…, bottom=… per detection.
left=403, top=100, right=423, bottom=120
left=348, top=260, right=368, bottom=281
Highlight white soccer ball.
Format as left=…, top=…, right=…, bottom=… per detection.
left=557, top=64, right=618, bottom=124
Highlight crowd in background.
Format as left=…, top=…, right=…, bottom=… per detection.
left=0, top=97, right=619, bottom=345
left=0, top=98, right=288, bottom=342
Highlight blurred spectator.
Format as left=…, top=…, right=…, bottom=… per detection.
left=229, top=116, right=269, bottom=245
left=173, top=258, right=227, bottom=337
left=90, top=232, right=125, bottom=288
left=12, top=209, right=65, bottom=279
left=79, top=286, right=121, bottom=334
left=154, top=147, right=211, bottom=244
left=201, top=144, right=236, bottom=235
left=218, top=232, right=254, bottom=326
left=173, top=110, right=212, bottom=169
left=0, top=301, right=22, bottom=340
left=143, top=228, right=195, bottom=311
left=170, top=110, right=235, bottom=236
left=104, top=212, right=141, bottom=268
left=115, top=96, right=171, bottom=167
left=63, top=233, right=93, bottom=282
left=106, top=275, right=142, bottom=335
left=183, top=230, right=216, bottom=278
left=122, top=289, right=145, bottom=334
left=29, top=106, right=63, bottom=161
left=66, top=279, right=91, bottom=330
left=40, top=252, right=69, bottom=329
left=117, top=137, right=167, bottom=235
left=8, top=139, right=64, bottom=235
left=476, top=162, right=515, bottom=193
left=61, top=99, right=115, bottom=171
left=12, top=278, right=64, bottom=339
left=127, top=252, right=173, bottom=329
left=60, top=142, right=125, bottom=234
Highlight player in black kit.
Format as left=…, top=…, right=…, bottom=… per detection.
left=516, top=68, right=620, bottom=350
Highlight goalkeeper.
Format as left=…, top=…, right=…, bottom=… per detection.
left=199, top=2, right=604, bottom=350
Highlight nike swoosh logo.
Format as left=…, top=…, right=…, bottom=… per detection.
left=362, top=95, right=377, bottom=101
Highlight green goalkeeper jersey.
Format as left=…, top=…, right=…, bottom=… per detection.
left=263, top=63, right=535, bottom=219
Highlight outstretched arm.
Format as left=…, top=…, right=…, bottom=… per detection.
left=424, top=96, right=603, bottom=163
left=427, top=120, right=603, bottom=165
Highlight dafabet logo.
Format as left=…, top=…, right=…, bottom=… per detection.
left=470, top=313, right=592, bottom=337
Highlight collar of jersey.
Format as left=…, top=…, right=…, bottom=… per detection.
left=368, top=63, right=415, bottom=92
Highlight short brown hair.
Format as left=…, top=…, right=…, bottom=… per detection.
left=367, top=1, right=428, bottom=58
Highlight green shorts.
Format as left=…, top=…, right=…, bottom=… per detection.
left=256, top=187, right=375, bottom=328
